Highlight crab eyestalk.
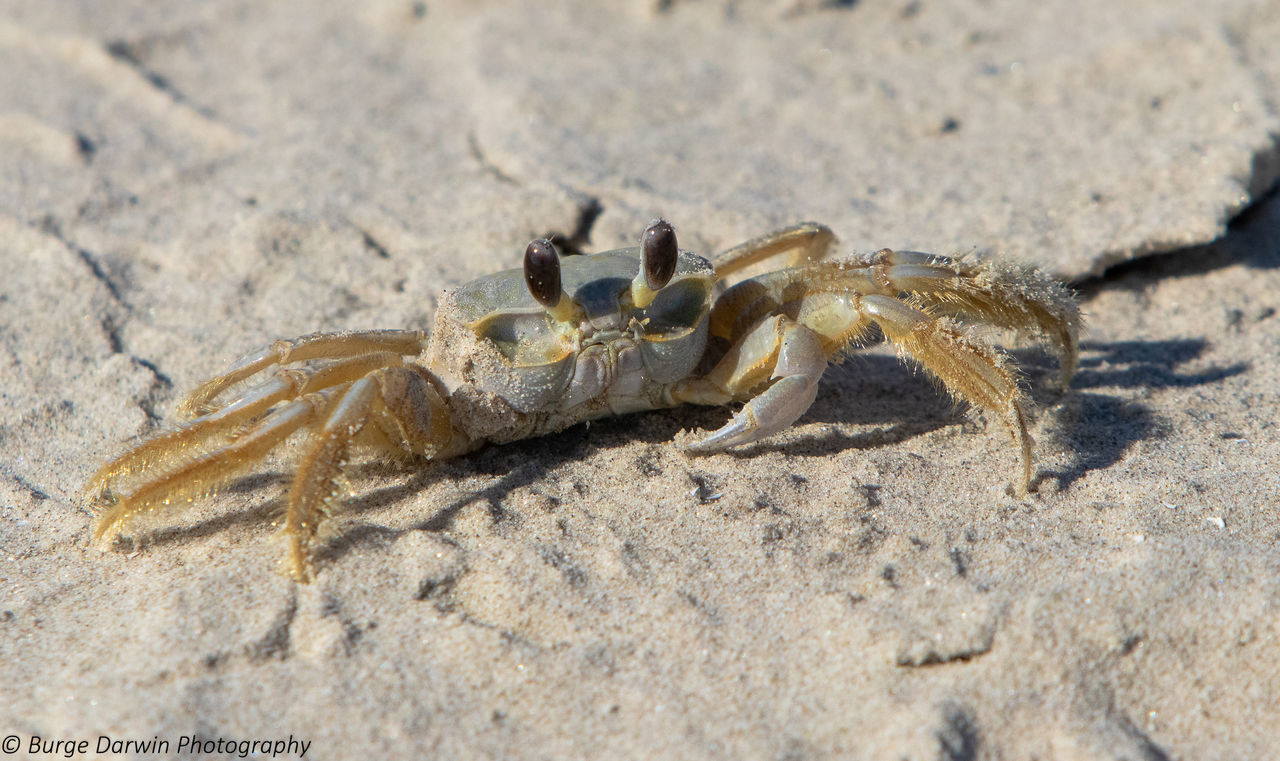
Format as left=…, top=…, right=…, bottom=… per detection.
left=523, top=238, right=578, bottom=322
left=631, top=219, right=678, bottom=309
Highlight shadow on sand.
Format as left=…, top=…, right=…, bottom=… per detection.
left=1038, top=338, right=1247, bottom=490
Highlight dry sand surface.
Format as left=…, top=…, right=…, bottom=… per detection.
left=3, top=1, right=1279, bottom=759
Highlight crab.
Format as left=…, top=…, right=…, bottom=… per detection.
left=87, top=220, right=1079, bottom=581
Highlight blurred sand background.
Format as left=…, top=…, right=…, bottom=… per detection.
left=2, top=1, right=1279, bottom=758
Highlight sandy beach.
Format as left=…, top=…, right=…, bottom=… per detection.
left=2, top=1, right=1278, bottom=758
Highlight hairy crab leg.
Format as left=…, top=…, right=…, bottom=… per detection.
left=678, top=255, right=1069, bottom=492
left=93, top=386, right=346, bottom=543
left=860, top=294, right=1033, bottom=493
left=86, top=352, right=409, bottom=500
left=180, top=329, right=428, bottom=416
left=284, top=366, right=455, bottom=582
left=710, top=222, right=836, bottom=282
left=811, top=251, right=1079, bottom=382
left=709, top=252, right=1079, bottom=384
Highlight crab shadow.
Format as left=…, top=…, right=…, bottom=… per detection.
left=711, top=351, right=967, bottom=458
left=692, top=337, right=1246, bottom=493
left=135, top=472, right=290, bottom=551
left=315, top=352, right=970, bottom=565
left=1037, top=338, right=1247, bottom=490
left=310, top=442, right=588, bottom=568
left=1040, top=183, right=1277, bottom=489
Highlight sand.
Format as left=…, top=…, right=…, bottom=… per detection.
left=2, top=1, right=1278, bottom=758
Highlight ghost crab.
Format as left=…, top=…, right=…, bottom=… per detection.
left=87, top=220, right=1079, bottom=581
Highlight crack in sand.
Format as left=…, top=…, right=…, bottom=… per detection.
left=104, top=40, right=221, bottom=123
left=64, top=240, right=127, bottom=307
left=38, top=219, right=179, bottom=425
left=1076, top=182, right=1280, bottom=290
left=896, top=623, right=997, bottom=668
left=0, top=21, right=244, bottom=151
left=466, top=130, right=520, bottom=186
left=2, top=469, right=51, bottom=502
left=354, top=225, right=392, bottom=260
left=244, top=590, right=299, bottom=662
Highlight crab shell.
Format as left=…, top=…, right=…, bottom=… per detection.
left=426, top=247, right=715, bottom=446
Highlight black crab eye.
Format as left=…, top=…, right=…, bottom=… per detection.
left=641, top=219, right=678, bottom=291
left=523, top=238, right=561, bottom=308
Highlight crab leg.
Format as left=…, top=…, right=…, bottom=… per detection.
left=861, top=294, right=1033, bottom=492
left=708, top=251, right=1079, bottom=382
left=284, top=366, right=455, bottom=581
left=86, top=352, right=410, bottom=500
left=710, top=222, right=836, bottom=281
left=808, top=250, right=1079, bottom=382
left=180, top=329, right=428, bottom=416
left=675, top=255, right=1060, bottom=492
left=93, top=386, right=345, bottom=543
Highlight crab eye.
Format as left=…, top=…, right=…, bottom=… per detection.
left=523, top=238, right=561, bottom=308
left=641, top=219, right=678, bottom=291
